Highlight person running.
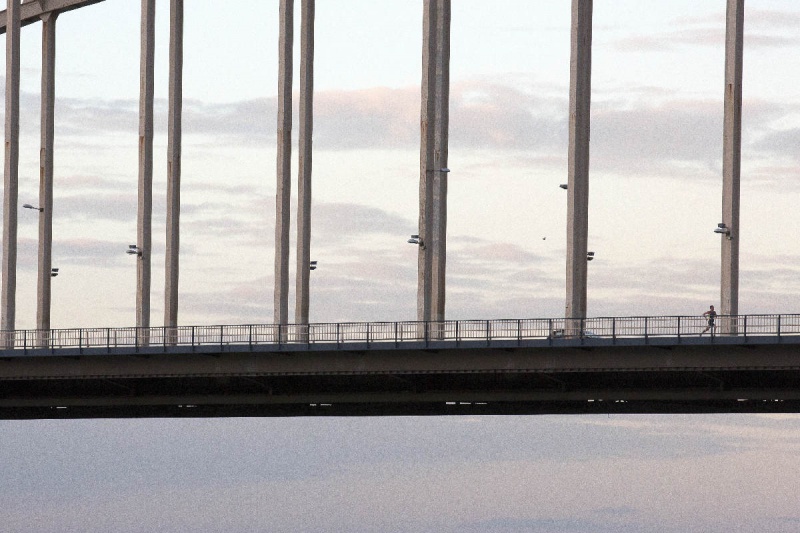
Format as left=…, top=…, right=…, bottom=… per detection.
left=700, top=305, right=717, bottom=336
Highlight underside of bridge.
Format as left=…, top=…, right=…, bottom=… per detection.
left=3, top=370, right=800, bottom=419
left=2, top=340, right=800, bottom=419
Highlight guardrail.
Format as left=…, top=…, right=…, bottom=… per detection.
left=1, top=314, right=799, bottom=352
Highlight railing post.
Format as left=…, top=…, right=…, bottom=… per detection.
left=486, top=320, right=490, bottom=346
left=777, top=314, right=781, bottom=339
left=456, top=320, right=460, bottom=345
left=644, top=316, right=649, bottom=342
left=220, top=325, right=224, bottom=350
left=249, top=324, right=253, bottom=350
left=612, top=317, right=616, bottom=341
left=336, top=322, right=340, bottom=348
left=677, top=316, right=681, bottom=341
left=743, top=315, right=747, bottom=340
left=191, top=325, right=195, bottom=351
left=106, top=327, right=110, bottom=351
left=23, top=329, right=27, bottom=353
left=79, top=328, right=83, bottom=353
left=394, top=321, right=398, bottom=347
left=517, top=319, right=521, bottom=345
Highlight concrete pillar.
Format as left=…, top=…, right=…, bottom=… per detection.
left=274, top=0, right=293, bottom=325
left=137, top=0, right=155, bottom=344
left=2, top=0, right=20, bottom=346
left=721, top=0, right=744, bottom=335
left=37, top=12, right=57, bottom=345
left=565, top=0, right=592, bottom=328
left=164, top=0, right=183, bottom=335
left=417, top=0, right=437, bottom=323
left=431, top=0, right=450, bottom=324
left=295, top=0, right=314, bottom=326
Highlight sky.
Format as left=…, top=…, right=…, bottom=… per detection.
left=2, top=1, right=800, bottom=531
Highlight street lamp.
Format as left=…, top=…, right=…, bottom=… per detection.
left=22, top=203, right=43, bottom=212
left=50, top=268, right=59, bottom=278
left=714, top=223, right=732, bottom=239
left=126, top=244, right=142, bottom=257
left=407, top=234, right=424, bottom=247
left=309, top=260, right=318, bottom=271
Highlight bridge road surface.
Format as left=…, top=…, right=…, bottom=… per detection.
left=2, top=334, right=800, bottom=419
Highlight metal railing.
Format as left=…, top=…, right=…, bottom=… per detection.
left=1, top=314, right=798, bottom=352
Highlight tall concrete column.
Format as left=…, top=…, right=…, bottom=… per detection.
left=721, top=0, right=744, bottom=335
left=137, top=0, right=155, bottom=343
left=37, top=12, right=57, bottom=342
left=164, top=0, right=183, bottom=333
left=274, top=0, right=293, bottom=325
left=417, top=0, right=437, bottom=323
left=565, top=0, right=592, bottom=327
left=295, top=0, right=314, bottom=326
left=2, top=0, right=20, bottom=345
left=431, top=0, right=450, bottom=324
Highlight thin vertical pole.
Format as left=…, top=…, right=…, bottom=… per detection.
left=37, top=12, right=57, bottom=345
left=165, top=0, right=183, bottom=337
left=565, top=0, right=592, bottom=330
left=418, top=0, right=437, bottom=322
left=431, top=0, right=450, bottom=323
left=721, top=0, right=744, bottom=335
left=137, top=0, right=155, bottom=345
left=295, top=0, right=314, bottom=325
left=274, top=0, right=294, bottom=325
left=2, top=0, right=20, bottom=346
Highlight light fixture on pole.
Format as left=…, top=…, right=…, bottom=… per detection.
left=22, top=203, right=43, bottom=212
left=714, top=223, right=732, bottom=239
left=126, top=244, right=142, bottom=257
left=559, top=184, right=568, bottom=190
left=587, top=251, right=595, bottom=261
left=50, top=268, right=59, bottom=278
left=407, top=234, right=424, bottom=248
left=309, top=260, right=318, bottom=271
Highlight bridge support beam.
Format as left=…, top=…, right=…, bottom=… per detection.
left=418, top=0, right=450, bottom=325
left=565, top=0, right=592, bottom=328
left=164, top=0, right=183, bottom=336
left=274, top=0, right=293, bottom=326
left=431, top=0, right=451, bottom=324
left=295, top=0, right=314, bottom=326
left=2, top=0, right=20, bottom=347
left=137, top=0, right=155, bottom=344
left=721, top=0, right=744, bottom=335
left=37, top=12, right=57, bottom=344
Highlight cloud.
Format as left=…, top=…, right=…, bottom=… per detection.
left=753, top=127, right=800, bottom=160
left=614, top=9, right=800, bottom=52
left=1, top=76, right=794, bottom=185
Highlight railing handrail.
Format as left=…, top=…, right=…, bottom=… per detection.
left=2, top=313, right=798, bottom=352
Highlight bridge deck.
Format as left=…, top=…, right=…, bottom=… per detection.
left=2, top=315, right=800, bottom=419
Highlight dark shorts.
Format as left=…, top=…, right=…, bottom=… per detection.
left=707, top=318, right=715, bottom=327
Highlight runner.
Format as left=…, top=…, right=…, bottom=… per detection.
left=700, top=305, right=716, bottom=336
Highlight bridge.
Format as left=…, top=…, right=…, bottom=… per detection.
left=2, top=313, right=800, bottom=419
left=0, top=2, right=787, bottom=419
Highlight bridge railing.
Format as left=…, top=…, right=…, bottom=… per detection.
left=1, top=313, right=799, bottom=352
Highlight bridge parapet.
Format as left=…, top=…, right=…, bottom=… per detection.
left=1, top=314, right=798, bottom=355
